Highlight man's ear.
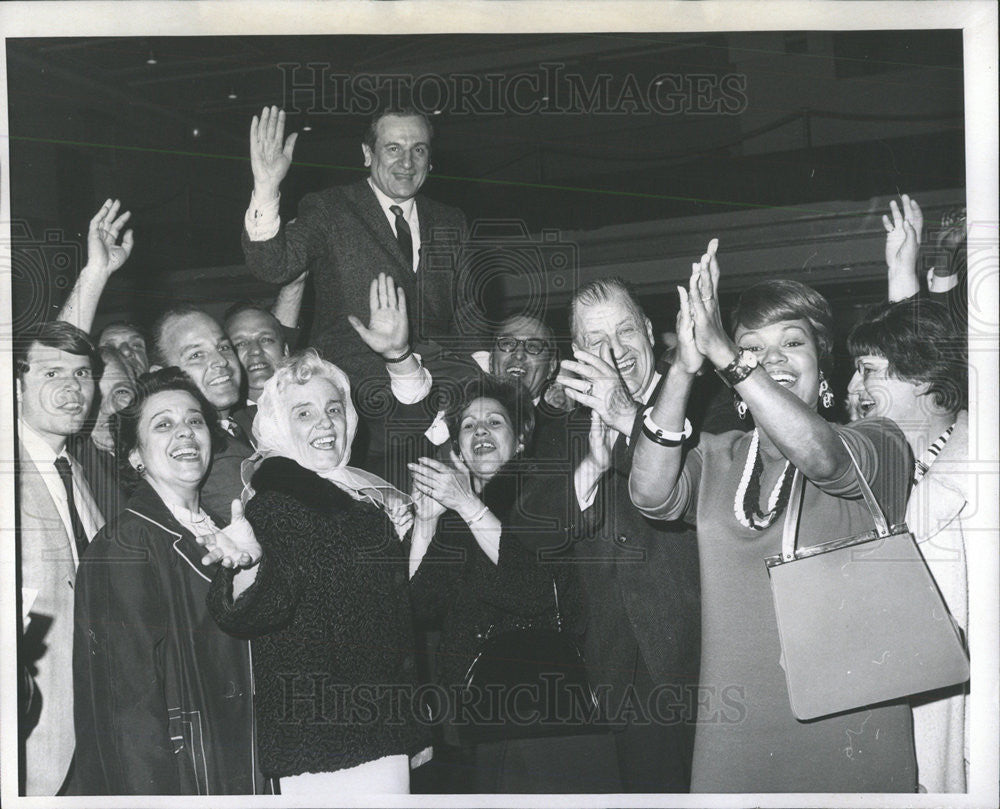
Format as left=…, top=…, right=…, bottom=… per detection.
left=362, top=143, right=373, bottom=167
left=644, top=317, right=655, bottom=348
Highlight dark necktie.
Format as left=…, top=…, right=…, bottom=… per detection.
left=223, top=418, right=248, bottom=446
left=53, top=456, right=89, bottom=561
left=390, top=204, right=413, bottom=269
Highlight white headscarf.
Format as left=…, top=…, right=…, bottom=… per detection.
left=241, top=350, right=412, bottom=534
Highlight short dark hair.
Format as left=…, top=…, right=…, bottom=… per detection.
left=445, top=376, right=536, bottom=453
left=14, top=320, right=103, bottom=382
left=148, top=304, right=209, bottom=367
left=730, top=280, right=835, bottom=363
left=569, top=277, right=648, bottom=340
left=223, top=301, right=283, bottom=335
left=362, top=107, right=434, bottom=151
left=112, top=367, right=224, bottom=485
left=847, top=298, right=967, bottom=413
left=98, top=320, right=147, bottom=344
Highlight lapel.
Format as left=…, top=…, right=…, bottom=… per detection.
left=230, top=407, right=257, bottom=451
left=17, top=442, right=76, bottom=586
left=125, top=482, right=219, bottom=583
left=345, top=180, right=414, bottom=282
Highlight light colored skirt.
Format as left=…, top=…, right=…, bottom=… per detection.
left=279, top=754, right=409, bottom=795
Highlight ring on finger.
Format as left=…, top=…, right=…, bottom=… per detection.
left=585, top=382, right=594, bottom=396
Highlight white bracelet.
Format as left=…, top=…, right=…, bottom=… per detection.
left=466, top=504, right=490, bottom=525
left=642, top=408, right=693, bottom=442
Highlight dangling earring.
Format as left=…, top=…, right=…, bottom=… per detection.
left=819, top=373, right=835, bottom=410
left=135, top=462, right=146, bottom=476
left=733, top=393, right=748, bottom=420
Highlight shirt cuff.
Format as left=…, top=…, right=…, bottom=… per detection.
left=244, top=190, right=281, bottom=241
left=388, top=354, right=432, bottom=404
left=927, top=267, right=960, bottom=293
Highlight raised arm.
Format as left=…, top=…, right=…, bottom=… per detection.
left=271, top=270, right=308, bottom=329
left=884, top=194, right=923, bottom=302
left=57, top=199, right=134, bottom=332
left=629, top=280, right=705, bottom=512
left=249, top=105, right=297, bottom=203
left=690, top=240, right=850, bottom=482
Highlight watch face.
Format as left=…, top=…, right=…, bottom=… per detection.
left=739, top=350, right=759, bottom=368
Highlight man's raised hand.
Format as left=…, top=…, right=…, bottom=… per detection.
left=250, top=106, right=298, bottom=199
left=85, top=198, right=134, bottom=278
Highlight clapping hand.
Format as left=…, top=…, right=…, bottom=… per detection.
left=347, top=273, right=411, bottom=361
left=586, top=409, right=616, bottom=473
left=408, top=451, right=479, bottom=516
left=195, top=500, right=262, bottom=569
left=685, top=238, right=737, bottom=369
left=557, top=346, right=639, bottom=436
left=250, top=106, right=298, bottom=198
left=411, top=485, right=446, bottom=523
left=85, top=199, right=133, bottom=277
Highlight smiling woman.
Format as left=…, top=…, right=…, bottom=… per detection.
left=205, top=349, right=427, bottom=795
left=629, top=240, right=918, bottom=793
left=72, top=368, right=259, bottom=795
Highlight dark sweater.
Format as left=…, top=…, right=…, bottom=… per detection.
left=408, top=461, right=584, bottom=689
left=207, top=457, right=428, bottom=778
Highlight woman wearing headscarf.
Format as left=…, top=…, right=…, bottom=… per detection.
left=628, top=240, right=916, bottom=792
left=204, top=348, right=427, bottom=795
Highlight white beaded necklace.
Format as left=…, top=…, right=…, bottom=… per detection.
left=733, top=429, right=795, bottom=531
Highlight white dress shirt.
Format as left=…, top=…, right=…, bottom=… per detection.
left=19, top=419, right=105, bottom=568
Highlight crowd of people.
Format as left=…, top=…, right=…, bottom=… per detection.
left=14, top=104, right=973, bottom=796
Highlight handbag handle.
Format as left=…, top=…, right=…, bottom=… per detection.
left=780, top=436, right=891, bottom=562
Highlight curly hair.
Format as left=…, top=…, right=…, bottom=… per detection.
left=847, top=297, right=967, bottom=413
left=730, top=279, right=835, bottom=363
left=445, top=376, right=536, bottom=453
left=111, top=367, right=224, bottom=485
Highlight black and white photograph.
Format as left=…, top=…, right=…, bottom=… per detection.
left=1, top=2, right=997, bottom=807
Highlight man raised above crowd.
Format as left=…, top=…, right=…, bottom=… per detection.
left=241, top=104, right=467, bottom=472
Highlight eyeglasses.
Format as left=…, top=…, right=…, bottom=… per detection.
left=494, top=336, right=549, bottom=356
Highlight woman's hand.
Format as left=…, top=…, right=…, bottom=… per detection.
left=557, top=346, right=639, bottom=436
left=408, top=452, right=481, bottom=518
left=687, top=238, right=738, bottom=369
left=411, top=485, right=446, bottom=523
left=883, top=196, right=921, bottom=272
left=250, top=106, right=297, bottom=199
left=195, top=500, right=263, bottom=569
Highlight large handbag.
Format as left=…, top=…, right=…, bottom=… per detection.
left=765, top=441, right=970, bottom=721
left=457, top=579, right=602, bottom=744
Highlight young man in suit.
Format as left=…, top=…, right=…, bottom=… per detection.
left=15, top=320, right=105, bottom=795
left=241, top=105, right=467, bottom=472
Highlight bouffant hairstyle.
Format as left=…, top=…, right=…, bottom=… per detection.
left=847, top=297, right=967, bottom=413
left=730, top=280, right=835, bottom=363
left=112, top=367, right=224, bottom=484
left=445, top=375, right=536, bottom=454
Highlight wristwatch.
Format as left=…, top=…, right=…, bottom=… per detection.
left=716, top=350, right=759, bottom=388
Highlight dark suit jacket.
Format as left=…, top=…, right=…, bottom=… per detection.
left=242, top=179, right=466, bottom=411
left=570, top=395, right=702, bottom=715
left=200, top=433, right=254, bottom=526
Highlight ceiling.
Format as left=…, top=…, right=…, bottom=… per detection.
left=5, top=30, right=966, bottom=326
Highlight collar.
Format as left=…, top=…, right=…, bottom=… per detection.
left=367, top=177, right=416, bottom=219
left=18, top=418, right=68, bottom=465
